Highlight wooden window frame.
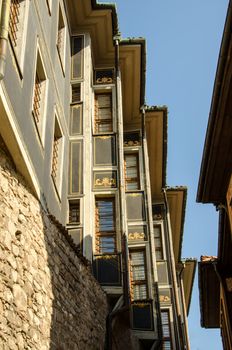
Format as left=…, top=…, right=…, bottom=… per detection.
left=57, top=4, right=66, bottom=73
left=154, top=224, right=164, bottom=260
left=9, top=0, right=29, bottom=76
left=95, top=197, right=117, bottom=255
left=161, top=309, right=173, bottom=350
left=9, top=0, right=21, bottom=48
left=129, top=249, right=148, bottom=301
left=124, top=152, right=140, bottom=191
left=94, top=92, right=113, bottom=134
left=32, top=47, right=47, bottom=144
left=68, top=199, right=80, bottom=225
left=71, top=84, right=81, bottom=104
left=51, top=115, right=63, bottom=195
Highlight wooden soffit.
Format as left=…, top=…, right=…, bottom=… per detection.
left=145, top=108, right=167, bottom=201
left=65, top=0, right=144, bottom=122
left=181, top=259, right=197, bottom=315
left=167, top=188, right=187, bottom=264
left=197, top=2, right=232, bottom=204
left=198, top=259, right=220, bottom=328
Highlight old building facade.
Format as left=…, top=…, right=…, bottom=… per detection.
left=0, top=0, right=195, bottom=349
left=197, top=1, right=232, bottom=349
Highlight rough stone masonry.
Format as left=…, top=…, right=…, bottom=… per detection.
left=0, top=140, right=108, bottom=350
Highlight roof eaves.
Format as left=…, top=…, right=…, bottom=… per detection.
left=91, top=0, right=119, bottom=36
left=120, top=37, right=146, bottom=107
left=146, top=106, right=168, bottom=188
left=167, top=186, right=188, bottom=262
left=181, top=258, right=197, bottom=315
left=197, top=1, right=232, bottom=203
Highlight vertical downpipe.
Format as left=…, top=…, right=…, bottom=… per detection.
left=179, top=263, right=191, bottom=350
left=114, top=38, right=130, bottom=306
left=0, top=0, right=11, bottom=80
left=141, top=107, right=161, bottom=341
left=162, top=188, right=184, bottom=349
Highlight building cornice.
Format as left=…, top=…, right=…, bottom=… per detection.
left=197, top=1, right=232, bottom=204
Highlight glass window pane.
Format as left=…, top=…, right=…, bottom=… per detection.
left=125, top=154, right=139, bottom=190
left=133, top=284, right=147, bottom=300
left=132, top=266, right=146, bottom=280
left=99, top=236, right=115, bottom=254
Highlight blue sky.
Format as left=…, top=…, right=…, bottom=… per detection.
left=101, top=1, right=229, bottom=349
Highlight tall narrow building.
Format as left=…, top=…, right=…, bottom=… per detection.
left=0, top=1, right=195, bottom=348
left=197, top=1, right=232, bottom=348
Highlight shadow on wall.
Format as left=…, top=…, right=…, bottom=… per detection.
left=0, top=136, right=108, bottom=350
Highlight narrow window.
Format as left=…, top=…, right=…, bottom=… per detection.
left=9, top=0, right=29, bottom=69
left=124, top=153, right=140, bottom=191
left=57, top=5, right=65, bottom=69
left=71, top=36, right=83, bottom=80
left=69, top=141, right=83, bottom=195
left=161, top=310, right=173, bottom=350
left=69, top=200, right=80, bottom=224
left=51, top=117, right=63, bottom=191
left=9, top=0, right=21, bottom=48
left=70, top=104, right=82, bottom=135
left=72, top=84, right=81, bottom=103
left=154, top=225, right=164, bottom=260
left=94, top=93, right=113, bottom=133
left=129, top=250, right=148, bottom=301
left=95, top=198, right=116, bottom=254
left=32, top=50, right=47, bottom=139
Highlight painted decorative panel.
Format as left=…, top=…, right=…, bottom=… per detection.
left=124, top=131, right=141, bottom=147
left=128, top=225, right=147, bottom=241
left=159, top=288, right=171, bottom=304
left=152, top=203, right=165, bottom=221
left=93, top=171, right=117, bottom=190
left=94, top=68, right=114, bottom=85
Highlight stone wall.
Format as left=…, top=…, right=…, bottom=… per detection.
left=0, top=140, right=108, bottom=350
